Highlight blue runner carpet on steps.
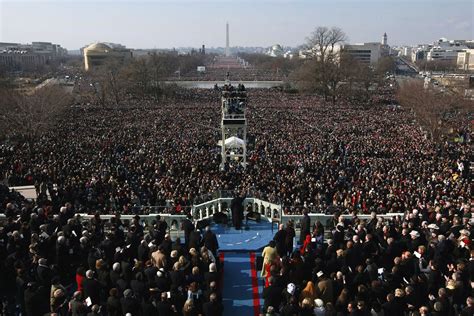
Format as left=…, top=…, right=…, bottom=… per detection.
left=221, top=252, right=263, bottom=316
left=212, top=221, right=277, bottom=251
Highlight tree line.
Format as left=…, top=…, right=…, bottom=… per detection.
left=84, top=52, right=212, bottom=106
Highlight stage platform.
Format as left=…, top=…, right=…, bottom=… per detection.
left=212, top=221, right=277, bottom=252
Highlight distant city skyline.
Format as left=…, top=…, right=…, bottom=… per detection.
left=0, top=0, right=472, bottom=50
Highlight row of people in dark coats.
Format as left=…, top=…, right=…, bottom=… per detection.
left=0, top=205, right=224, bottom=316
left=261, top=207, right=473, bottom=316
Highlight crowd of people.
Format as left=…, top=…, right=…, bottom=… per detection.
left=1, top=86, right=470, bottom=217
left=0, top=200, right=224, bottom=315
left=173, top=68, right=286, bottom=82
left=0, top=82, right=472, bottom=315
left=262, top=209, right=473, bottom=316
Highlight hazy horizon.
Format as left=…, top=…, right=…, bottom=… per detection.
left=1, top=0, right=473, bottom=50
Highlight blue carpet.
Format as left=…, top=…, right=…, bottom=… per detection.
left=212, top=221, right=277, bottom=251
left=222, top=252, right=263, bottom=316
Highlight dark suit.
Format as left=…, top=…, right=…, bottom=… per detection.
left=231, top=196, right=245, bottom=229
left=170, top=270, right=186, bottom=291
left=273, top=229, right=287, bottom=258
left=82, top=278, right=101, bottom=305
left=280, top=303, right=299, bottom=316
left=383, top=298, right=405, bottom=316
left=36, top=265, right=52, bottom=287
left=121, top=297, right=141, bottom=315
left=204, top=271, right=219, bottom=288
left=203, top=230, right=219, bottom=255
left=189, top=230, right=202, bottom=250
left=203, top=300, right=224, bottom=316
left=24, top=287, right=42, bottom=316
left=300, top=214, right=311, bottom=244
left=156, top=300, right=174, bottom=315
left=182, top=219, right=195, bottom=247
left=262, top=284, right=283, bottom=312
left=106, top=296, right=122, bottom=316
left=285, top=226, right=295, bottom=255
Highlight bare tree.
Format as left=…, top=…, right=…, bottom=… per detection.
left=305, top=26, right=347, bottom=63
left=0, top=85, right=72, bottom=142
left=293, top=26, right=348, bottom=102
left=127, top=57, right=151, bottom=97
left=375, top=56, right=396, bottom=76
left=148, top=53, right=172, bottom=98
left=397, top=80, right=470, bottom=141
left=88, top=58, right=130, bottom=107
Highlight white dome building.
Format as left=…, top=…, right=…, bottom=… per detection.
left=268, top=44, right=284, bottom=57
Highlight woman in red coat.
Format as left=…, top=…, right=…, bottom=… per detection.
left=300, top=234, right=312, bottom=256
left=75, top=267, right=85, bottom=293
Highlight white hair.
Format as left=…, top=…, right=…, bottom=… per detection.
left=209, top=263, right=217, bottom=272
left=112, top=262, right=121, bottom=272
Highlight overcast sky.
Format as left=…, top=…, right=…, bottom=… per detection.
left=0, top=0, right=472, bottom=50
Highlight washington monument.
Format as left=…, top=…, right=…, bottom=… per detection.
left=225, top=22, right=230, bottom=56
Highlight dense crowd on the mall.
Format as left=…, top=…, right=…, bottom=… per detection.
left=2, top=87, right=470, bottom=216
left=0, top=83, right=471, bottom=315
left=171, top=68, right=287, bottom=81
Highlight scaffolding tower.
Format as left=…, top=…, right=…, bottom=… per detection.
left=220, top=80, right=247, bottom=170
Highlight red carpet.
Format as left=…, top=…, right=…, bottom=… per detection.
left=249, top=252, right=261, bottom=316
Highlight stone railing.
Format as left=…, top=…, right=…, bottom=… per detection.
left=192, top=197, right=282, bottom=223
left=280, top=212, right=404, bottom=227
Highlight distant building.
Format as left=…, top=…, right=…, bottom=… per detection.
left=83, top=42, right=132, bottom=71
left=0, top=41, right=67, bottom=71
left=284, top=50, right=295, bottom=59
left=457, top=49, right=474, bottom=71
left=426, top=38, right=468, bottom=62
left=0, top=53, right=47, bottom=71
left=409, top=38, right=474, bottom=64
left=31, top=41, right=67, bottom=56
left=342, top=42, right=389, bottom=64
left=0, top=41, right=67, bottom=57
left=398, top=46, right=412, bottom=58
left=267, top=44, right=284, bottom=57
left=411, top=45, right=432, bottom=62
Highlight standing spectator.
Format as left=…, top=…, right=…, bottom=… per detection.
left=69, top=291, right=87, bottom=316
left=82, top=270, right=101, bottom=306
left=202, top=292, right=223, bottom=316
left=300, top=210, right=311, bottom=245
left=202, top=226, right=219, bottom=256
left=261, top=241, right=278, bottom=279
left=274, top=224, right=287, bottom=258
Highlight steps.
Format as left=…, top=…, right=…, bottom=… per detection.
left=221, top=252, right=263, bottom=316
